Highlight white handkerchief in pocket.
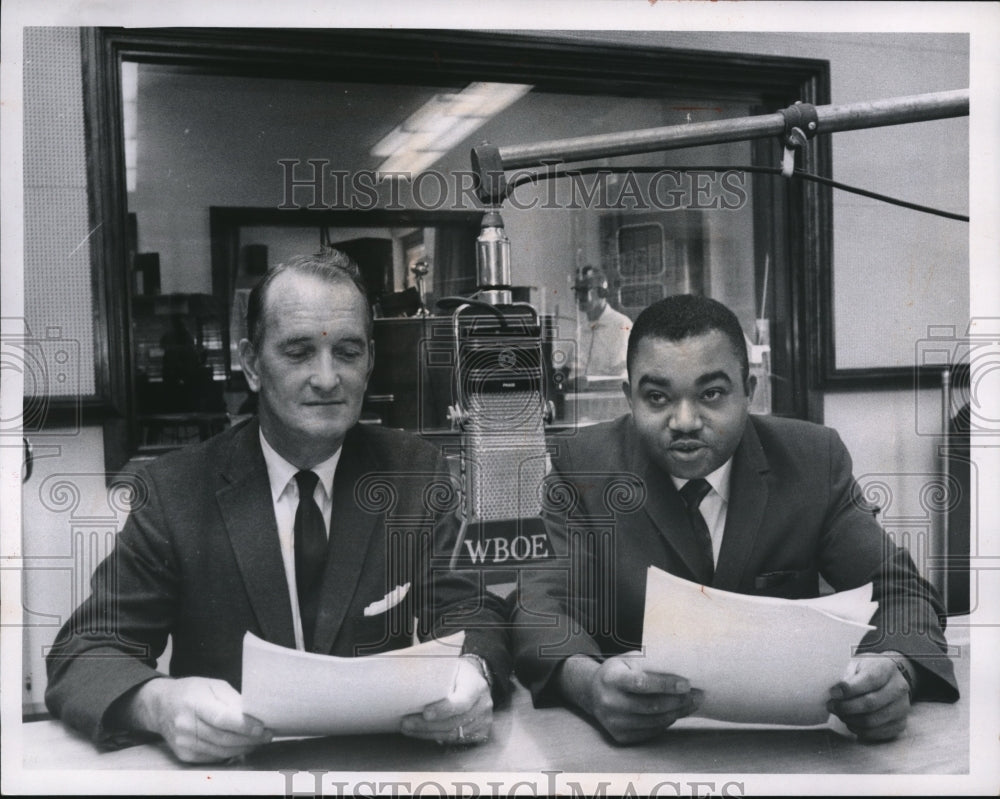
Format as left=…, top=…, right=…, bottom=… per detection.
left=363, top=582, right=411, bottom=617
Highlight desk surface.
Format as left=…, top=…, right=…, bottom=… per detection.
left=19, top=644, right=969, bottom=776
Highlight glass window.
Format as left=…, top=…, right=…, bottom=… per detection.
left=124, top=64, right=784, bottom=444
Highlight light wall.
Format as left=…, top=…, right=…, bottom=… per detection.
left=19, top=28, right=111, bottom=713
left=21, top=428, right=128, bottom=714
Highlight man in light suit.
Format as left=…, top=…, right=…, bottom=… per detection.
left=46, top=249, right=510, bottom=762
left=512, top=294, right=958, bottom=745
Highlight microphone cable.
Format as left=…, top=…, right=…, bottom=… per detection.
left=503, top=164, right=969, bottom=223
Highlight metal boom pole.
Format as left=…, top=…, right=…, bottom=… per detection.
left=470, top=89, right=969, bottom=201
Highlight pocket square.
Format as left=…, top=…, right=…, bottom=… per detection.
left=363, top=582, right=411, bottom=617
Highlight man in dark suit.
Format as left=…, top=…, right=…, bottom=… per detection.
left=512, top=294, right=958, bottom=745
left=46, top=249, right=510, bottom=762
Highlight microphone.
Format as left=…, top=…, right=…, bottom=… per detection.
left=447, top=210, right=552, bottom=572
left=475, top=210, right=513, bottom=307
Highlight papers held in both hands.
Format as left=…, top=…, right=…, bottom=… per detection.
left=241, top=631, right=465, bottom=736
left=642, top=566, right=878, bottom=726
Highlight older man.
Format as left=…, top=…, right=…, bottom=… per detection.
left=513, top=293, right=957, bottom=745
left=46, top=249, right=510, bottom=762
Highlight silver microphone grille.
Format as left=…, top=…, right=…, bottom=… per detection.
left=465, top=390, right=546, bottom=521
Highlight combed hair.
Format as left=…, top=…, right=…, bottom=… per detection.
left=245, top=247, right=373, bottom=348
left=575, top=265, right=609, bottom=288
left=626, top=294, right=750, bottom=388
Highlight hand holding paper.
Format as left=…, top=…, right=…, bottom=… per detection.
left=828, top=652, right=913, bottom=741
left=558, top=652, right=702, bottom=745
left=121, top=676, right=273, bottom=764
left=241, top=631, right=465, bottom=737
left=641, top=566, right=877, bottom=727
left=400, top=655, right=493, bottom=745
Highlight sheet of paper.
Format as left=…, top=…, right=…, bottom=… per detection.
left=642, top=566, right=876, bottom=726
left=241, top=631, right=464, bottom=736
left=796, top=583, right=878, bottom=625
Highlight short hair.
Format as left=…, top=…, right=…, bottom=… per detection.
left=626, top=294, right=750, bottom=388
left=573, top=265, right=609, bottom=294
left=245, top=247, right=373, bottom=349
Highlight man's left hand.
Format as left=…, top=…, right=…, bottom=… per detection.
left=827, top=653, right=912, bottom=742
left=400, top=656, right=492, bottom=745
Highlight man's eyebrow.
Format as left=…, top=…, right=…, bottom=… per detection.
left=277, top=332, right=367, bottom=347
left=277, top=335, right=312, bottom=348
left=636, top=371, right=734, bottom=388
left=333, top=334, right=368, bottom=347
left=637, top=375, right=670, bottom=389
left=695, top=371, right=734, bottom=387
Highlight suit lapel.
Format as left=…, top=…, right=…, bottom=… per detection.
left=629, top=427, right=713, bottom=583
left=216, top=420, right=296, bottom=648
left=713, top=417, right=770, bottom=591
left=312, top=427, right=380, bottom=655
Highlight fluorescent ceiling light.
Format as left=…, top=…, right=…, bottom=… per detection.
left=121, top=61, right=138, bottom=193
left=373, top=82, right=532, bottom=178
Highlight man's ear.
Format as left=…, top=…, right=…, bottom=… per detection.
left=365, top=339, right=375, bottom=382
left=238, top=339, right=261, bottom=393
left=621, top=378, right=633, bottom=408
left=745, top=373, right=758, bottom=402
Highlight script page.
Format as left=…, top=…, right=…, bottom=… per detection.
left=241, top=631, right=465, bottom=736
left=642, top=567, right=876, bottom=725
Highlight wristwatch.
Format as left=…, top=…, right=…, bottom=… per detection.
left=462, top=653, right=494, bottom=692
left=884, top=652, right=917, bottom=700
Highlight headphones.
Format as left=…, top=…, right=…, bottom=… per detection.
left=573, top=266, right=609, bottom=298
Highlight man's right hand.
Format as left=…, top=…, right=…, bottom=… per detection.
left=558, top=653, right=702, bottom=744
left=122, top=677, right=273, bottom=763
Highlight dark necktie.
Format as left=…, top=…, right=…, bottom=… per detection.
left=679, top=478, right=715, bottom=584
left=293, top=470, right=327, bottom=651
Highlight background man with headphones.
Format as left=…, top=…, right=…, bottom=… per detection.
left=559, top=265, right=632, bottom=387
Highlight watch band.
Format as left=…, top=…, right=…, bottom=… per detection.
left=462, top=653, right=494, bottom=691
left=886, top=653, right=916, bottom=699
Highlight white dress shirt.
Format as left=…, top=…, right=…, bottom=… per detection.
left=671, top=457, right=734, bottom=567
left=259, top=430, right=341, bottom=650
left=552, top=303, right=632, bottom=381
left=575, top=303, right=632, bottom=379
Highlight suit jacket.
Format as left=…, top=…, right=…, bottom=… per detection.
left=512, top=414, right=958, bottom=705
left=46, top=419, right=511, bottom=745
